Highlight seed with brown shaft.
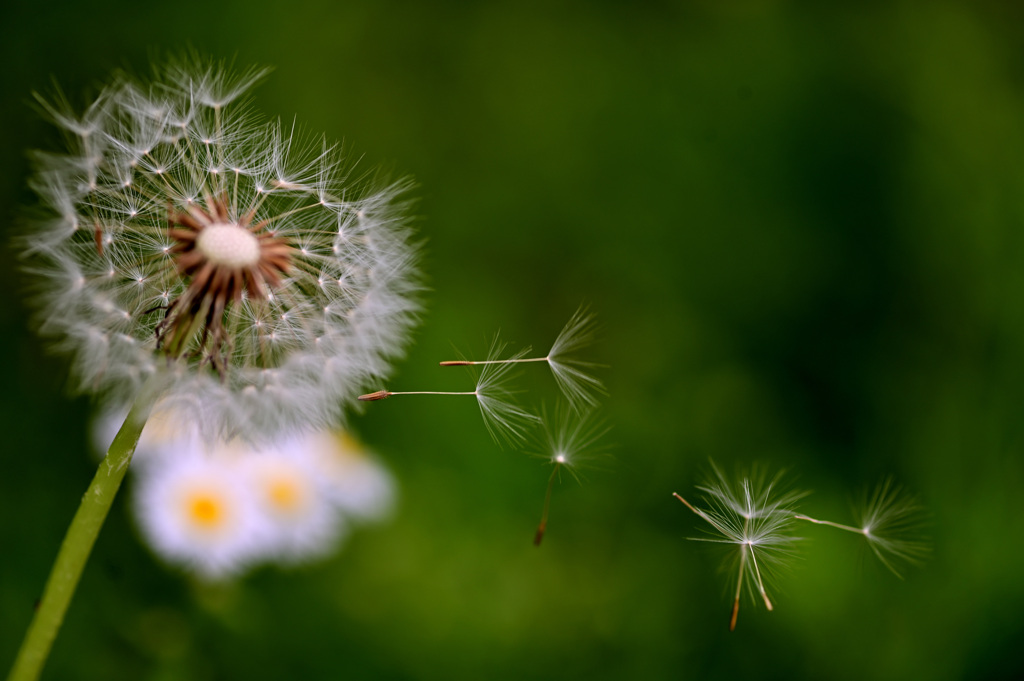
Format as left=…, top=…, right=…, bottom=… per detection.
left=358, top=390, right=392, bottom=401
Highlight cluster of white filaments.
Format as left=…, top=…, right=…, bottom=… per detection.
left=675, top=467, right=805, bottom=631
left=359, top=307, right=606, bottom=445
left=28, top=61, right=419, bottom=438
left=107, top=407, right=395, bottom=579
left=675, top=466, right=928, bottom=630
left=356, top=308, right=609, bottom=544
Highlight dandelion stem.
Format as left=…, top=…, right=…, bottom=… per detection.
left=357, top=389, right=477, bottom=401
left=440, top=357, right=549, bottom=366
left=6, top=382, right=159, bottom=681
left=793, top=514, right=865, bottom=535
left=534, top=464, right=561, bottom=546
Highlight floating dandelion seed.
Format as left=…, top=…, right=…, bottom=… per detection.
left=359, top=337, right=539, bottom=446
left=677, top=467, right=928, bottom=630
left=533, top=405, right=608, bottom=546
left=795, top=478, right=929, bottom=578
left=440, top=306, right=605, bottom=412
left=674, top=466, right=805, bottom=631
left=24, top=57, right=421, bottom=439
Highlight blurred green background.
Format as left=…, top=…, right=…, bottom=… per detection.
left=2, top=0, right=1023, bottom=679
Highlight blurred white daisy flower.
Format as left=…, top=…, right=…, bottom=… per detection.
left=133, top=451, right=266, bottom=580
left=300, top=430, right=396, bottom=522
left=96, top=406, right=396, bottom=578
left=243, top=447, right=348, bottom=564
left=25, top=57, right=420, bottom=439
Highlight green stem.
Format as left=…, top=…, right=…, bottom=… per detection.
left=6, top=387, right=158, bottom=681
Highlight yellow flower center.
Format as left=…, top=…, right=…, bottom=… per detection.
left=187, top=494, right=224, bottom=528
left=267, top=479, right=302, bottom=511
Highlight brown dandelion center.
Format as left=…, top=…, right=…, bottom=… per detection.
left=156, top=194, right=294, bottom=373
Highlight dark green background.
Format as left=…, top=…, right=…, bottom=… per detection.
left=2, top=1, right=1022, bottom=679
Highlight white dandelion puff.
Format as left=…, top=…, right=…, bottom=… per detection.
left=119, top=410, right=397, bottom=575
left=22, top=58, right=421, bottom=439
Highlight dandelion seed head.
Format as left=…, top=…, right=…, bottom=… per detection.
left=23, top=58, right=421, bottom=439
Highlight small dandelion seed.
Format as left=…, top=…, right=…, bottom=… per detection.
left=675, top=464, right=804, bottom=631
left=439, top=306, right=605, bottom=412
left=360, top=337, right=539, bottom=446
left=532, top=405, right=608, bottom=546
left=794, top=478, right=929, bottom=579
